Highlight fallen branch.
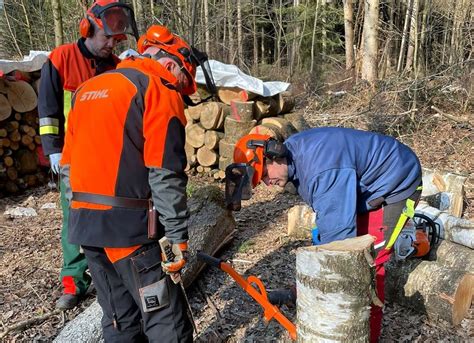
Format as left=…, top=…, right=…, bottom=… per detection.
left=0, top=309, right=60, bottom=339
left=431, top=106, right=470, bottom=124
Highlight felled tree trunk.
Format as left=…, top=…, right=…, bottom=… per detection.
left=429, top=240, right=474, bottom=272
left=296, top=235, right=375, bottom=342
left=54, top=185, right=236, bottom=342
left=385, top=260, right=474, bottom=325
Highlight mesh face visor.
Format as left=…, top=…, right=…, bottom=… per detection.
left=225, top=163, right=254, bottom=211
left=97, top=4, right=138, bottom=39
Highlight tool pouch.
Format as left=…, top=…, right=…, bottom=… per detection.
left=148, top=199, right=158, bottom=240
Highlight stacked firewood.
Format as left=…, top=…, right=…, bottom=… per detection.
left=184, top=87, right=307, bottom=180
left=0, top=76, right=48, bottom=195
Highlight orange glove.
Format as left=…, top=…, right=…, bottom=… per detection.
left=161, top=241, right=188, bottom=275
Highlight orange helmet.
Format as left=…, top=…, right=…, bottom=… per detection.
left=138, top=25, right=197, bottom=95
left=80, top=0, right=138, bottom=40
left=234, top=134, right=271, bottom=187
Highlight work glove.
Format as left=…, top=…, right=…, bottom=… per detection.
left=161, top=241, right=188, bottom=275
left=49, top=153, right=62, bottom=174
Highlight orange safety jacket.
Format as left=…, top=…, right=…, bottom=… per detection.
left=61, top=57, right=189, bottom=250
left=38, top=38, right=119, bottom=155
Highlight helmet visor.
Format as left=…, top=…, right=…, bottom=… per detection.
left=100, top=5, right=138, bottom=39
left=225, top=163, right=254, bottom=211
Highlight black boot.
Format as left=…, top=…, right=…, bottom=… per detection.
left=56, top=293, right=80, bottom=310
left=267, top=286, right=296, bottom=306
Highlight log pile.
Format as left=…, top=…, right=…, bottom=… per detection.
left=0, top=76, right=48, bottom=196
left=184, top=87, right=304, bottom=180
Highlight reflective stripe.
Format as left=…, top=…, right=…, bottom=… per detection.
left=39, top=126, right=59, bottom=135
left=374, top=240, right=386, bottom=250
left=39, top=118, right=60, bottom=126
left=385, top=198, right=417, bottom=250
left=64, top=91, right=72, bottom=120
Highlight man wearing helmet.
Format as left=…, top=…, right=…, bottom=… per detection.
left=59, top=25, right=197, bottom=341
left=38, top=0, right=138, bottom=310
left=229, top=127, right=422, bottom=342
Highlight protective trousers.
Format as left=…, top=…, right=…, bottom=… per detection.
left=356, top=186, right=422, bottom=343
left=82, top=243, right=193, bottom=343
left=59, top=179, right=91, bottom=295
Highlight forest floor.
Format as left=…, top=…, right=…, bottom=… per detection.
left=0, top=68, right=472, bottom=341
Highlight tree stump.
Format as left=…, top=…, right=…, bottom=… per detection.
left=229, top=100, right=255, bottom=122
left=296, top=235, right=375, bottom=342
left=385, top=260, right=474, bottom=325
left=288, top=205, right=315, bottom=239
left=223, top=117, right=256, bottom=144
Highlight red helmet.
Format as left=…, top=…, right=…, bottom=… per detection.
left=80, top=0, right=138, bottom=40
left=138, top=25, right=197, bottom=95
left=233, top=134, right=271, bottom=187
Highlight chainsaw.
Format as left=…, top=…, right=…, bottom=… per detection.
left=394, top=213, right=439, bottom=260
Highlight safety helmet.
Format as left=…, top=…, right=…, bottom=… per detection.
left=234, top=134, right=271, bottom=187
left=137, top=25, right=197, bottom=95
left=80, top=0, right=138, bottom=40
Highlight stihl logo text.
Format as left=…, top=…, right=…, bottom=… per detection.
left=79, top=89, right=110, bottom=101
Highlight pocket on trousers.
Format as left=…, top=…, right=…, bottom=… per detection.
left=131, top=245, right=169, bottom=313
left=139, top=278, right=170, bottom=313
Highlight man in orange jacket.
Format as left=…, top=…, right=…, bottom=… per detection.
left=38, top=0, right=138, bottom=310
left=60, top=25, right=199, bottom=341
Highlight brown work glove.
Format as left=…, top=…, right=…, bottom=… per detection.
left=161, top=241, right=188, bottom=275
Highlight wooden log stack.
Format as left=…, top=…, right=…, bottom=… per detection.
left=184, top=86, right=305, bottom=180
left=0, top=76, right=48, bottom=196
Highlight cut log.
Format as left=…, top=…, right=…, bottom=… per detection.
left=7, top=167, right=18, bottom=181
left=218, top=138, right=235, bottom=158
left=196, top=165, right=205, bottom=173
left=218, top=156, right=232, bottom=171
left=429, top=240, right=474, bottom=272
left=21, top=111, right=38, bottom=127
left=16, top=149, right=38, bottom=174
left=254, top=98, right=278, bottom=120
left=229, top=100, right=254, bottom=122
left=6, top=80, right=38, bottom=113
left=0, top=94, right=12, bottom=121
left=10, top=141, right=19, bottom=151
left=0, top=129, right=7, bottom=138
left=261, top=117, right=298, bottom=140
left=274, top=91, right=295, bottom=114
left=204, top=130, right=224, bottom=150
left=186, top=103, right=204, bottom=121
left=385, top=260, right=474, bottom=325
left=284, top=112, right=311, bottom=132
left=185, top=123, right=205, bottom=148
left=9, top=130, right=21, bottom=142
left=249, top=123, right=284, bottom=141
left=5, top=180, right=18, bottom=193
left=54, top=185, right=236, bottom=343
left=34, top=136, right=42, bottom=145
left=200, top=102, right=230, bottom=130
left=218, top=87, right=256, bottom=105
left=21, top=135, right=33, bottom=146
left=223, top=117, right=256, bottom=144
left=14, top=112, right=22, bottom=121
left=5, top=121, right=19, bottom=132
left=287, top=205, right=315, bottom=239
left=0, top=79, right=7, bottom=94
left=3, top=156, right=13, bottom=167
left=196, top=146, right=218, bottom=167
left=296, top=235, right=375, bottom=342
left=184, top=142, right=196, bottom=160
left=213, top=170, right=226, bottom=180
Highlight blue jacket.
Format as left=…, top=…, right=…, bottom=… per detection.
left=285, top=127, right=421, bottom=244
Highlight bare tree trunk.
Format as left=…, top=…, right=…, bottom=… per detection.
left=296, top=1, right=309, bottom=71
left=2, top=5, right=23, bottom=57
left=361, top=0, right=379, bottom=83
left=237, top=0, right=243, bottom=67
left=276, top=0, right=283, bottom=69
left=228, top=2, right=235, bottom=64
left=51, top=0, right=64, bottom=47
left=321, top=0, right=327, bottom=54
left=20, top=0, right=33, bottom=48
left=204, top=0, right=210, bottom=54
left=310, top=0, right=321, bottom=73
left=343, top=0, right=355, bottom=70
left=252, top=3, right=259, bottom=73
left=405, top=0, right=419, bottom=73
left=397, top=0, right=413, bottom=72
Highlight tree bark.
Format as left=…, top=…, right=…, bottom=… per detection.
left=229, top=100, right=254, bottom=122
left=218, top=138, right=236, bottom=158
left=429, top=240, right=474, bottom=272
left=343, top=0, right=355, bottom=70
left=50, top=0, right=64, bottom=47
left=261, top=117, right=298, bottom=139
left=404, top=0, right=419, bottom=73
left=397, top=0, right=413, bottom=72
left=296, top=235, right=375, bottom=342
left=223, top=117, right=256, bottom=144
left=361, top=0, right=379, bottom=83
left=385, top=260, right=474, bottom=325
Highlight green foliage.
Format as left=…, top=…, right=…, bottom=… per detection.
left=237, top=239, right=256, bottom=253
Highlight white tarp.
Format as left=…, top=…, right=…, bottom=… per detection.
left=196, top=60, right=289, bottom=97
left=0, top=51, right=49, bottom=74
left=119, top=50, right=290, bottom=97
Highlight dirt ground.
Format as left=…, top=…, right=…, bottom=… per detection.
left=0, top=77, right=473, bottom=341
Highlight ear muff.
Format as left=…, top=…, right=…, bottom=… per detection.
left=79, top=17, right=94, bottom=38
left=263, top=139, right=288, bottom=159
